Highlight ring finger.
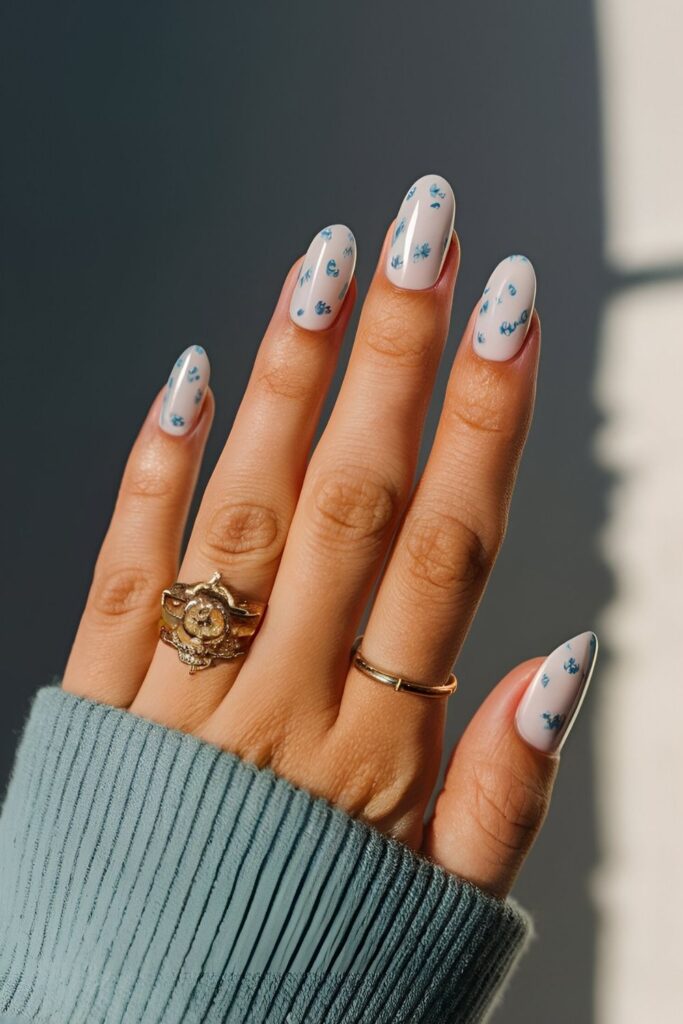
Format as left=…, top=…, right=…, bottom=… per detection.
left=132, top=228, right=357, bottom=728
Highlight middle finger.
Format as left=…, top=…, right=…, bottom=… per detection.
left=219, top=173, right=459, bottom=725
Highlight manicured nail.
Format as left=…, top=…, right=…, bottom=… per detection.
left=472, top=255, right=537, bottom=361
left=159, top=344, right=210, bottom=436
left=515, top=631, right=598, bottom=753
left=385, top=173, right=455, bottom=290
left=289, top=224, right=356, bottom=330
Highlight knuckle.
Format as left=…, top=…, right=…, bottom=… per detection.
left=254, top=349, right=314, bottom=402
left=469, top=759, right=549, bottom=859
left=121, top=445, right=176, bottom=501
left=362, top=301, right=435, bottom=367
left=200, top=501, right=281, bottom=563
left=401, top=509, right=499, bottom=600
left=309, top=466, right=400, bottom=549
left=89, top=564, right=159, bottom=620
left=444, top=379, right=521, bottom=440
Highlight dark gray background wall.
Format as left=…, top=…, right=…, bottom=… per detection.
left=1, top=2, right=608, bottom=1020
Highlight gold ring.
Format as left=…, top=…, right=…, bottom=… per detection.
left=350, top=636, right=458, bottom=699
left=159, top=570, right=266, bottom=673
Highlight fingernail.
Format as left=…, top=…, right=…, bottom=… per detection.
left=289, top=224, right=356, bottom=330
left=472, top=254, right=537, bottom=361
left=385, top=173, right=455, bottom=290
left=515, top=631, right=598, bottom=753
left=159, top=344, right=210, bottom=436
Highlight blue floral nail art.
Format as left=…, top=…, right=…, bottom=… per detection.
left=194, top=388, right=203, bottom=404
left=499, top=309, right=529, bottom=335
left=296, top=308, right=304, bottom=316
left=315, top=300, right=332, bottom=315
left=430, top=201, right=441, bottom=208
left=405, top=185, right=417, bottom=201
left=412, top=242, right=431, bottom=261
left=188, top=366, right=200, bottom=382
left=175, top=356, right=183, bottom=368
left=393, top=217, right=406, bottom=245
left=168, top=375, right=174, bottom=387
left=391, top=254, right=403, bottom=269
left=476, top=331, right=486, bottom=345
left=541, top=712, right=565, bottom=731
left=508, top=283, right=517, bottom=296
left=299, top=267, right=313, bottom=287
left=429, top=183, right=446, bottom=200
left=480, top=299, right=490, bottom=314
left=326, top=259, right=340, bottom=277
left=541, top=672, right=551, bottom=688
left=343, top=245, right=353, bottom=258
left=320, top=227, right=333, bottom=240
left=338, top=281, right=349, bottom=301
left=564, top=657, right=580, bottom=675
left=170, top=413, right=185, bottom=427
left=194, top=344, right=205, bottom=354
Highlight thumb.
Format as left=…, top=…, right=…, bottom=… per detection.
left=422, top=631, right=598, bottom=898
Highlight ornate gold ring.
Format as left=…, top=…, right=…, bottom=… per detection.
left=159, top=570, right=266, bottom=673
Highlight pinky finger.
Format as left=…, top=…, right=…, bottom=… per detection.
left=62, top=349, right=215, bottom=707
left=422, top=631, right=598, bottom=898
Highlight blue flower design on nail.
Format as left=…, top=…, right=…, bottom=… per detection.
left=299, top=267, right=313, bottom=287
left=194, top=344, right=205, bottom=354
left=476, top=331, right=486, bottom=344
left=315, top=300, right=332, bottom=315
left=393, top=217, right=406, bottom=245
left=343, top=245, right=354, bottom=258
left=170, top=414, right=185, bottom=427
left=175, top=357, right=183, bottom=368
left=326, top=259, right=340, bottom=277
left=412, top=242, right=431, bottom=261
left=320, top=227, right=333, bottom=240
left=338, top=281, right=349, bottom=301
left=508, top=254, right=529, bottom=262
left=499, top=309, right=529, bottom=335
left=484, top=286, right=490, bottom=294
left=430, top=201, right=441, bottom=208
left=541, top=712, right=565, bottom=731
left=541, top=672, right=551, bottom=688
left=480, top=299, right=489, bottom=314
left=508, top=284, right=517, bottom=296
left=405, top=185, right=417, bottom=201
left=168, top=375, right=174, bottom=387
left=296, top=308, right=304, bottom=316
left=564, top=657, right=580, bottom=675
left=429, top=183, right=446, bottom=199
left=390, top=254, right=403, bottom=269
left=194, top=388, right=203, bottom=404
left=188, top=366, right=200, bottom=382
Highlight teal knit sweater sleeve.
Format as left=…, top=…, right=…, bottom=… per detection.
left=0, top=686, right=532, bottom=1023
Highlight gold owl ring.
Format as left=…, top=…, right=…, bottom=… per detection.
left=159, top=571, right=266, bottom=673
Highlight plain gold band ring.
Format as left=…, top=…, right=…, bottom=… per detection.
left=351, top=636, right=458, bottom=699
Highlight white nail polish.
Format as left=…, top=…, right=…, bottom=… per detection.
left=385, top=173, right=455, bottom=290
left=159, top=345, right=210, bottom=436
left=289, top=224, right=356, bottom=330
left=515, top=631, right=598, bottom=753
left=472, top=255, right=537, bottom=361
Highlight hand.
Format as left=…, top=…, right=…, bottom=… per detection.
left=62, top=174, right=595, bottom=900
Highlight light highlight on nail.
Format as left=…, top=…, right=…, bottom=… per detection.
left=159, top=345, right=210, bottom=436
left=472, top=255, right=536, bottom=361
left=289, top=224, right=356, bottom=330
left=515, top=630, right=598, bottom=753
left=385, top=173, right=456, bottom=290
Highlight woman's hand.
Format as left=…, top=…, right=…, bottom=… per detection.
left=61, top=173, right=596, bottom=900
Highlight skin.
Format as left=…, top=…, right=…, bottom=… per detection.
left=62, top=220, right=560, bottom=901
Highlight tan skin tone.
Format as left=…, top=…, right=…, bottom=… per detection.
left=63, top=220, right=558, bottom=901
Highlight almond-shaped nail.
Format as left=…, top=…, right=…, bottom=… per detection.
left=159, top=344, right=210, bottom=436
left=472, top=255, right=537, bottom=361
left=289, top=224, right=356, bottom=330
left=515, top=631, right=598, bottom=753
left=385, top=173, right=455, bottom=290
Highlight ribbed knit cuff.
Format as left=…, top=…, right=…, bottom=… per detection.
left=0, top=686, right=532, bottom=1024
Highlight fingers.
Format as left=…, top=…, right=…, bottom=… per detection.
left=339, top=256, right=539, bottom=744
left=422, top=632, right=598, bottom=898
left=215, top=174, right=459, bottom=731
left=62, top=369, right=214, bottom=707
left=132, top=232, right=357, bottom=728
